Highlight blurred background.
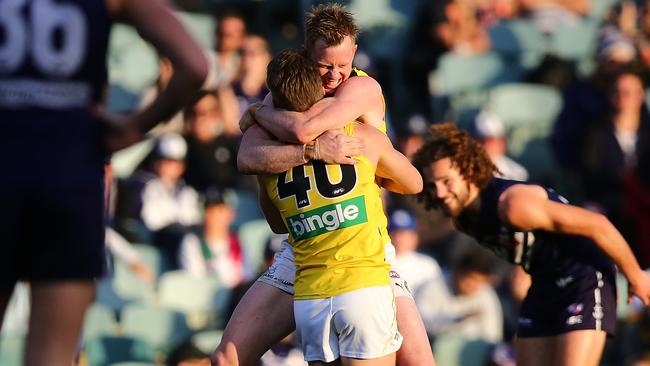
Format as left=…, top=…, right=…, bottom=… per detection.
left=3, top=0, right=650, bottom=365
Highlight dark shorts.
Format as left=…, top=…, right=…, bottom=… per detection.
left=517, top=264, right=617, bottom=338
left=0, top=182, right=106, bottom=288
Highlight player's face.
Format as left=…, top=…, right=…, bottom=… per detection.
left=424, top=157, right=472, bottom=217
left=308, top=36, right=357, bottom=96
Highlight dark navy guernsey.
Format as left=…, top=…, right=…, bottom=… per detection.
left=455, top=177, right=612, bottom=276
left=0, top=0, right=112, bottom=187
left=456, top=178, right=617, bottom=337
left=0, top=0, right=112, bottom=284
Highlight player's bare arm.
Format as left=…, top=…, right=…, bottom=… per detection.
left=103, top=0, right=208, bottom=153
left=498, top=184, right=650, bottom=305
left=237, top=125, right=363, bottom=175
left=357, top=124, right=423, bottom=195
left=256, top=176, right=288, bottom=234
left=247, top=76, right=384, bottom=144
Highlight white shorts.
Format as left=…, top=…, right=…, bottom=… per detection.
left=294, top=285, right=403, bottom=362
left=257, top=240, right=413, bottom=299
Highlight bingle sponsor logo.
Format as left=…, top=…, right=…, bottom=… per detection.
left=287, top=196, right=367, bottom=240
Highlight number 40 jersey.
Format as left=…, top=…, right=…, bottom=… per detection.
left=260, top=122, right=390, bottom=300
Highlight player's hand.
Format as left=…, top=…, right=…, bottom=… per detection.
left=212, top=342, right=239, bottom=366
left=316, top=130, right=364, bottom=165
left=239, top=103, right=262, bottom=133
left=628, top=269, right=650, bottom=306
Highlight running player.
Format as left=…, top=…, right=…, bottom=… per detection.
left=411, top=123, right=650, bottom=366
left=214, top=4, right=434, bottom=366
left=0, top=1, right=207, bottom=365
left=258, top=48, right=421, bottom=365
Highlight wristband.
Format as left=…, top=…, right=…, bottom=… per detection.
left=303, top=141, right=315, bottom=162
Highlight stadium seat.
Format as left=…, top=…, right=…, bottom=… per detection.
left=430, top=52, right=514, bottom=96
left=0, top=336, right=25, bottom=366
left=112, top=256, right=156, bottom=303
left=487, top=83, right=563, bottom=183
left=83, top=303, right=118, bottom=340
left=488, top=20, right=547, bottom=69
left=430, top=52, right=525, bottom=122
left=132, top=244, right=166, bottom=278
left=158, top=271, right=230, bottom=329
left=191, top=330, right=224, bottom=354
left=108, top=363, right=160, bottom=366
left=121, top=303, right=192, bottom=353
left=226, top=189, right=264, bottom=229
left=110, top=139, right=155, bottom=178
left=85, top=336, right=157, bottom=366
left=550, top=19, right=599, bottom=61
left=588, top=0, right=617, bottom=21
left=432, top=336, right=493, bottom=366
left=177, top=12, right=215, bottom=49
left=238, top=219, right=274, bottom=276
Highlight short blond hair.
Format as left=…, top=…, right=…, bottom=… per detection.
left=304, top=3, right=359, bottom=50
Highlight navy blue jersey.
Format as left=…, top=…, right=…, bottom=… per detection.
left=0, top=0, right=112, bottom=186
left=456, top=178, right=612, bottom=276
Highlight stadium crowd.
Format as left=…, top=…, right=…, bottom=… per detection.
left=2, top=0, right=650, bottom=365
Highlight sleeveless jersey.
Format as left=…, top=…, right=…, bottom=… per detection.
left=455, top=178, right=612, bottom=276
left=262, top=123, right=390, bottom=300
left=351, top=67, right=390, bottom=245
left=0, top=0, right=112, bottom=187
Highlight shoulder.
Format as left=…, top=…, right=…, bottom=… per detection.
left=497, top=183, right=548, bottom=219
left=336, top=75, right=382, bottom=95
left=354, top=123, right=388, bottom=144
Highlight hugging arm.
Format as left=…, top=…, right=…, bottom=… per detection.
left=252, top=77, right=384, bottom=143
left=372, top=129, right=423, bottom=195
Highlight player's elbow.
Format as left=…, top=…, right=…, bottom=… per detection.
left=293, top=124, right=314, bottom=144
left=237, top=151, right=255, bottom=175
left=405, top=175, right=424, bottom=195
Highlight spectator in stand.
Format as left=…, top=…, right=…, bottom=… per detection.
left=418, top=247, right=504, bottom=343
left=178, top=188, right=246, bottom=288
left=139, top=133, right=202, bottom=267
left=182, top=91, right=243, bottom=193
left=472, top=111, right=529, bottom=181
left=214, top=10, right=247, bottom=86
left=232, top=35, right=272, bottom=116
left=390, top=209, right=443, bottom=299
left=436, top=0, right=491, bottom=55
left=215, top=35, right=272, bottom=135
left=551, top=28, right=637, bottom=196
left=580, top=71, right=650, bottom=237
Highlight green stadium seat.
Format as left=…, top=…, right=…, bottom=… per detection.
left=191, top=330, right=224, bottom=355
left=550, top=19, right=599, bottom=61
left=430, top=52, right=513, bottom=96
left=83, top=303, right=118, bottom=340
left=110, top=139, right=154, bottom=178
left=488, top=20, right=547, bottom=69
left=487, top=83, right=563, bottom=184
left=0, top=336, right=25, bottom=366
left=238, top=219, right=274, bottom=276
left=226, top=189, right=264, bottom=229
left=158, top=271, right=230, bottom=330
left=121, top=303, right=192, bottom=353
left=112, top=256, right=156, bottom=303
left=85, top=336, right=156, bottom=366
left=432, top=336, right=493, bottom=366
left=177, top=12, right=215, bottom=49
